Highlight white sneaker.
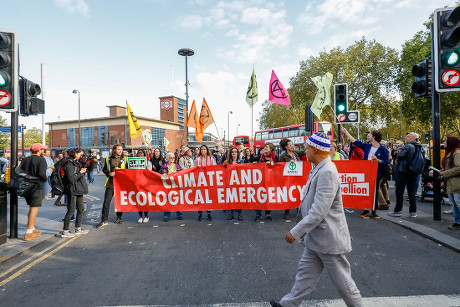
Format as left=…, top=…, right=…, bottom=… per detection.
left=444, top=209, right=453, bottom=214
left=61, top=230, right=75, bottom=238
left=387, top=211, right=402, bottom=217
left=75, top=228, right=89, bottom=235
left=410, top=212, right=417, bottom=218
left=138, top=217, right=143, bottom=223
left=143, top=217, right=149, bottom=223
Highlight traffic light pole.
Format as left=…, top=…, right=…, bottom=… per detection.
left=10, top=110, right=18, bottom=238
left=431, top=24, right=442, bottom=221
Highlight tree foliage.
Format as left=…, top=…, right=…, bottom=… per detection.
left=21, top=127, right=48, bottom=148
left=259, top=38, right=400, bottom=140
left=0, top=115, right=10, bottom=150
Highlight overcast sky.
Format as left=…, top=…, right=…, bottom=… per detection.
left=1, top=0, right=449, bottom=140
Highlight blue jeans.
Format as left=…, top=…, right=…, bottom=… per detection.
left=230, top=209, right=242, bottom=215
left=413, top=173, right=422, bottom=196
left=87, top=170, right=94, bottom=184
left=164, top=212, right=182, bottom=218
left=447, top=193, right=460, bottom=224
left=255, top=210, right=271, bottom=216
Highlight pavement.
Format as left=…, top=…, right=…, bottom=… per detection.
left=1, top=178, right=459, bottom=264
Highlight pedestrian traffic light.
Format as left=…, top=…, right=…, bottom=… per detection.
left=101, top=132, right=107, bottom=145
left=334, top=83, right=348, bottom=116
left=433, top=7, right=460, bottom=92
left=19, top=78, right=45, bottom=116
left=411, top=57, right=432, bottom=97
left=0, top=31, right=18, bottom=112
left=425, top=133, right=430, bottom=141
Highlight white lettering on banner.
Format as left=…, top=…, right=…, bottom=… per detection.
left=118, top=184, right=307, bottom=208
left=229, top=171, right=240, bottom=185
left=339, top=173, right=369, bottom=196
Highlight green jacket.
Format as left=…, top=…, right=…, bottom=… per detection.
left=443, top=149, right=460, bottom=193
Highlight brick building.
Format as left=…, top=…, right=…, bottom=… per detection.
left=47, top=96, right=190, bottom=152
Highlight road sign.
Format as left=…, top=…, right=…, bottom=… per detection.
left=0, top=126, right=22, bottom=133
left=0, top=90, right=11, bottom=106
left=335, top=111, right=360, bottom=124
left=441, top=69, right=460, bottom=87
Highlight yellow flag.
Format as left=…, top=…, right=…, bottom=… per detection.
left=199, top=98, right=214, bottom=131
left=126, top=100, right=142, bottom=138
left=246, top=67, right=258, bottom=107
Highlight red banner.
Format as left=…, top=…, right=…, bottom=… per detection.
left=113, top=161, right=377, bottom=212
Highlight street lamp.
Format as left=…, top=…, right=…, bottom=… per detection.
left=72, top=89, right=80, bottom=147
left=227, top=110, right=233, bottom=149
left=178, top=48, right=194, bottom=145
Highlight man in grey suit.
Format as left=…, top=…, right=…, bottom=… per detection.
left=270, top=132, right=363, bottom=307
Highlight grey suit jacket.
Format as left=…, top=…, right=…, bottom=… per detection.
left=290, top=158, right=352, bottom=254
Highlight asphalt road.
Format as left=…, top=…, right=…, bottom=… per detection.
left=1, top=176, right=459, bottom=306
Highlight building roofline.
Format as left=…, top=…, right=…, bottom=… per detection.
left=158, top=95, right=184, bottom=100
left=46, top=115, right=182, bottom=126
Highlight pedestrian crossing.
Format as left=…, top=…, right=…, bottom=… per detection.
left=106, top=294, right=460, bottom=307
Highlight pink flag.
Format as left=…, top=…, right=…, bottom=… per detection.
left=268, top=70, right=290, bottom=106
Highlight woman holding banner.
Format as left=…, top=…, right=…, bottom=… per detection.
left=341, top=127, right=389, bottom=220
left=279, top=138, right=305, bottom=220
left=149, top=148, right=164, bottom=173
left=137, top=150, right=149, bottom=223
left=255, top=142, right=276, bottom=221
left=195, top=145, right=215, bottom=221
left=161, top=152, right=183, bottom=222
left=225, top=147, right=244, bottom=221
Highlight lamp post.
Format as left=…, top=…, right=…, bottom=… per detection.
left=178, top=48, right=194, bottom=145
left=227, top=110, right=233, bottom=149
left=72, top=89, right=80, bottom=147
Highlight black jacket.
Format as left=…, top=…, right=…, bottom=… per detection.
left=396, top=142, right=421, bottom=174
left=64, top=158, right=88, bottom=195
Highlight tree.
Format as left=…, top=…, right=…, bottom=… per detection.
left=259, top=38, right=400, bottom=140
left=21, top=127, right=48, bottom=148
left=0, top=115, right=10, bottom=151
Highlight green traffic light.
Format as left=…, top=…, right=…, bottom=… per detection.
left=337, top=104, right=345, bottom=112
left=0, top=72, right=8, bottom=87
left=443, top=50, right=460, bottom=67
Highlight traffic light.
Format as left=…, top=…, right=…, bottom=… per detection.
left=0, top=30, right=18, bottom=112
left=425, top=133, right=430, bottom=141
left=19, top=78, right=45, bottom=116
left=101, top=132, right=107, bottom=145
left=433, top=7, right=460, bottom=92
left=411, top=57, right=432, bottom=97
left=334, top=83, right=348, bottom=116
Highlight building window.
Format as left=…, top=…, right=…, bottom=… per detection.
left=81, top=127, right=94, bottom=147
left=67, top=128, right=76, bottom=147
left=151, top=127, right=165, bottom=148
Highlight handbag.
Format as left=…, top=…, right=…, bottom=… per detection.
left=8, top=167, right=40, bottom=197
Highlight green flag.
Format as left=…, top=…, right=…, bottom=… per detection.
left=311, top=72, right=333, bottom=119
left=246, top=67, right=258, bottom=107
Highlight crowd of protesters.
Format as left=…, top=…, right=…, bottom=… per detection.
left=13, top=129, right=460, bottom=240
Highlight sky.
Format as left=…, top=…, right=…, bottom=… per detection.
left=1, top=0, right=450, bottom=142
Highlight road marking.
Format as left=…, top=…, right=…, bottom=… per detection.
left=101, top=294, right=460, bottom=306
left=0, top=236, right=78, bottom=287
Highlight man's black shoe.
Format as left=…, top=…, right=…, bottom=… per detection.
left=269, top=301, right=283, bottom=307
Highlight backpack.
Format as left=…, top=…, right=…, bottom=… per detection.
left=50, top=160, right=67, bottom=194
left=408, top=145, right=425, bottom=174
left=8, top=167, right=40, bottom=197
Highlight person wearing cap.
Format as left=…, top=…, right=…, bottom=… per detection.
left=341, top=127, right=389, bottom=220
left=270, top=132, right=363, bottom=307
left=20, top=143, right=48, bottom=241
left=388, top=132, right=423, bottom=218
left=179, top=146, right=194, bottom=170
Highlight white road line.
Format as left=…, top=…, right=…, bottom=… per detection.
left=102, top=294, right=460, bottom=307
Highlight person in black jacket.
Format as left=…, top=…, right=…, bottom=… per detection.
left=20, top=143, right=47, bottom=241
left=61, top=148, right=89, bottom=237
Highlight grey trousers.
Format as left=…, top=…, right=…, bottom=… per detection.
left=280, top=248, right=364, bottom=307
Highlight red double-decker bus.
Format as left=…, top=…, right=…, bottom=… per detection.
left=253, top=121, right=334, bottom=155
left=233, top=135, right=251, bottom=148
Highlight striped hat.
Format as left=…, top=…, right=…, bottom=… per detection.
left=306, top=132, right=331, bottom=152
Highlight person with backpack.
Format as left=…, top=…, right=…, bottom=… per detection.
left=342, top=127, right=389, bottom=220
left=20, top=143, right=48, bottom=241
left=388, top=132, right=424, bottom=218
left=61, top=148, right=89, bottom=237
left=52, top=151, right=68, bottom=206
left=0, top=150, right=8, bottom=175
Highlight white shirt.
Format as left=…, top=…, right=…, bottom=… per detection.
left=367, top=146, right=378, bottom=160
